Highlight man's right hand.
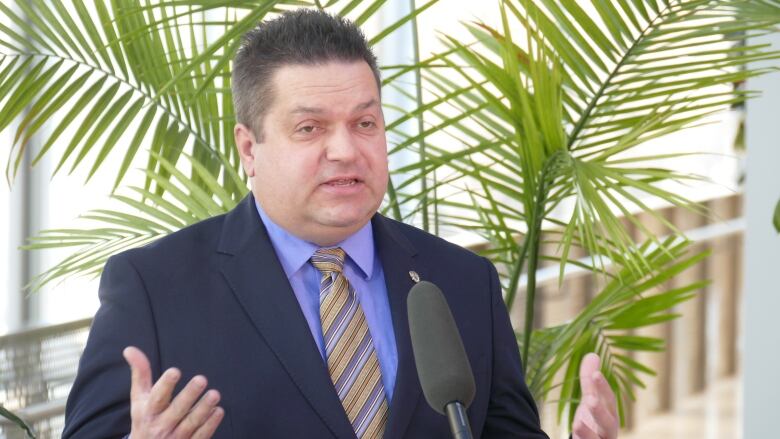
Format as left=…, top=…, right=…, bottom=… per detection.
left=123, top=346, right=224, bottom=438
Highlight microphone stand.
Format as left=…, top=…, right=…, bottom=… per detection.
left=445, top=401, right=473, bottom=439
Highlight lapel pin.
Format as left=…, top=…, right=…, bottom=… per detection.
left=409, top=270, right=420, bottom=283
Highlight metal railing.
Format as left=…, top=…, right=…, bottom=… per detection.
left=0, top=318, right=91, bottom=438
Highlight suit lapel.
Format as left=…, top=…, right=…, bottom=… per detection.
left=217, top=196, right=356, bottom=439
left=372, top=215, right=424, bottom=439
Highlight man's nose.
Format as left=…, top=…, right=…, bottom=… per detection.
left=324, top=126, right=359, bottom=162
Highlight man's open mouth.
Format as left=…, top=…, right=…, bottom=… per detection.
left=326, top=178, right=359, bottom=186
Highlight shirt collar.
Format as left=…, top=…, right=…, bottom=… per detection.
left=254, top=200, right=375, bottom=280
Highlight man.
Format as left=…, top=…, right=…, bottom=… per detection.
left=63, top=9, right=618, bottom=439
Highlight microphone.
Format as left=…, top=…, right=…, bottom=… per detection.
left=407, top=281, right=475, bottom=439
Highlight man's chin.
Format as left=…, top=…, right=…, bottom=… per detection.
left=304, top=213, right=373, bottom=242
left=320, top=215, right=373, bottom=231
left=318, top=204, right=378, bottom=225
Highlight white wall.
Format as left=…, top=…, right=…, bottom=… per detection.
left=743, top=31, right=780, bottom=439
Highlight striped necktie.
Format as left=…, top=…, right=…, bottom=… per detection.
left=311, top=248, right=388, bottom=439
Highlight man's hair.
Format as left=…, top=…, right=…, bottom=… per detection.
left=232, top=9, right=381, bottom=139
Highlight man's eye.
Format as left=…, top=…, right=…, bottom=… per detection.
left=358, top=121, right=375, bottom=129
left=297, top=125, right=316, bottom=133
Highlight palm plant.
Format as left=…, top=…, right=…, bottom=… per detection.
left=1, top=0, right=779, bottom=434
left=385, top=0, right=780, bottom=426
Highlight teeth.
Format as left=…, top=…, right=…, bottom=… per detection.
left=331, top=179, right=356, bottom=186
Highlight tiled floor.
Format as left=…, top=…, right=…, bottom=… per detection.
left=621, top=376, right=741, bottom=439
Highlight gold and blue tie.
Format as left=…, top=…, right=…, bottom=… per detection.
left=311, top=248, right=388, bottom=439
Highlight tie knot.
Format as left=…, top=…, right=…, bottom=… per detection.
left=311, top=247, right=346, bottom=274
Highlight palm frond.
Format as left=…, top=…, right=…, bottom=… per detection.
left=518, top=237, right=709, bottom=426
left=25, top=151, right=246, bottom=290
left=0, top=0, right=291, bottom=190
left=406, top=0, right=780, bottom=290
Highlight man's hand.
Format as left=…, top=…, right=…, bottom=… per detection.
left=572, top=353, right=618, bottom=439
left=123, top=346, right=224, bottom=438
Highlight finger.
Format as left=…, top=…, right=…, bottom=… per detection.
left=192, top=407, right=225, bottom=439
left=124, top=346, right=152, bottom=399
left=572, top=415, right=601, bottom=439
left=591, top=370, right=618, bottom=418
left=173, top=389, right=221, bottom=437
left=146, top=367, right=181, bottom=415
left=160, top=375, right=208, bottom=431
left=582, top=394, right=617, bottom=439
left=579, top=353, right=601, bottom=396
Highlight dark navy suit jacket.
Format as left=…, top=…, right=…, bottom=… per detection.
left=63, top=195, right=548, bottom=438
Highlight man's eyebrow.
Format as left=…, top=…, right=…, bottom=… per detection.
left=290, top=105, right=324, bottom=115
left=289, top=99, right=379, bottom=115
left=353, top=99, right=379, bottom=112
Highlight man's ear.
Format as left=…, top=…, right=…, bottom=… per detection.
left=234, top=123, right=257, bottom=177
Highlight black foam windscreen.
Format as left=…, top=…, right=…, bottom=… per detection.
left=407, top=281, right=476, bottom=414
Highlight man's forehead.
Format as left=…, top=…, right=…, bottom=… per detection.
left=269, top=61, right=379, bottom=93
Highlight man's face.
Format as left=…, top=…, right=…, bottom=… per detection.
left=235, top=61, right=388, bottom=246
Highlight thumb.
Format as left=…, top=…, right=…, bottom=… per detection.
left=124, top=346, right=152, bottom=399
left=579, top=353, right=600, bottom=396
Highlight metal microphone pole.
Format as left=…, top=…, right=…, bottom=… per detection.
left=445, top=401, right=473, bottom=439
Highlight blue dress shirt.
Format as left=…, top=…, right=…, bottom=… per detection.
left=255, top=202, right=398, bottom=401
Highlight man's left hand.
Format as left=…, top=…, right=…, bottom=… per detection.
left=572, top=353, right=619, bottom=439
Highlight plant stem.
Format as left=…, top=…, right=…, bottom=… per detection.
left=385, top=176, right=403, bottom=221
left=520, top=156, right=557, bottom=372
left=504, top=227, right=531, bottom=310
left=521, top=190, right=544, bottom=372
left=409, top=0, right=429, bottom=232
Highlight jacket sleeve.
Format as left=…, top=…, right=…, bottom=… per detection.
left=62, top=253, right=160, bottom=438
left=480, top=257, right=550, bottom=439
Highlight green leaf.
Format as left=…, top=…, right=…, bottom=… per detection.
left=0, top=405, right=36, bottom=439
left=113, top=104, right=158, bottom=192
left=0, top=59, right=57, bottom=131
left=27, top=151, right=242, bottom=289
left=14, top=68, right=89, bottom=151
left=774, top=198, right=780, bottom=233
left=86, top=96, right=146, bottom=181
